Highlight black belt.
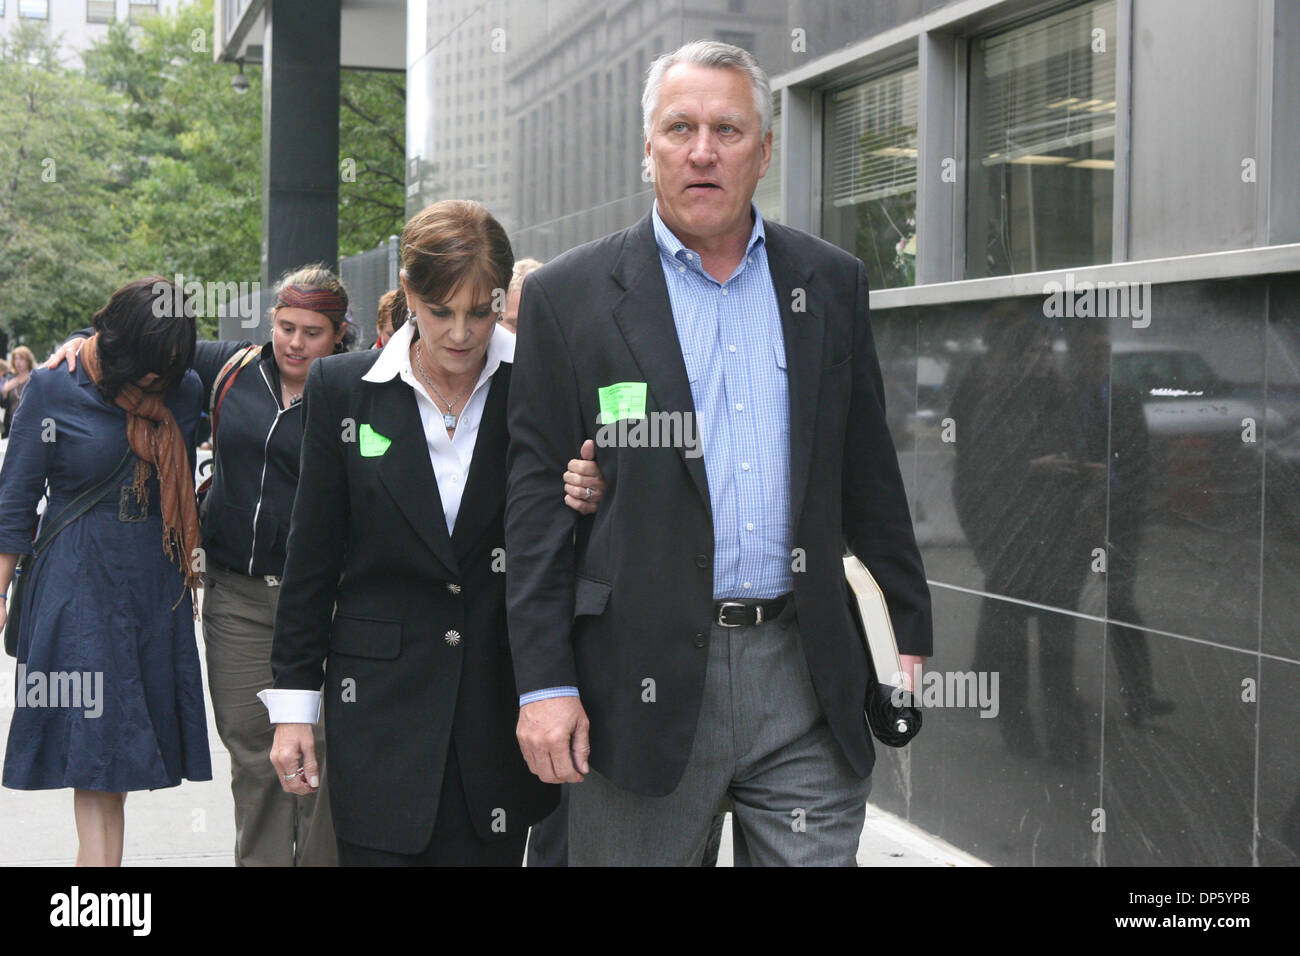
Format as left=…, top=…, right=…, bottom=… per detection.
left=713, top=595, right=790, bottom=628
left=209, top=561, right=282, bottom=587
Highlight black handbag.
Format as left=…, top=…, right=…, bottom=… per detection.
left=843, top=554, right=923, bottom=748
left=4, top=450, right=136, bottom=657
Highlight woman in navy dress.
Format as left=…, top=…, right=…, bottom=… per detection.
left=0, top=277, right=210, bottom=866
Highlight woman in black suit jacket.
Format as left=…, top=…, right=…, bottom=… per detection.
left=264, top=200, right=603, bottom=865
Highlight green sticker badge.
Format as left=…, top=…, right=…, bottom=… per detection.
left=358, top=423, right=392, bottom=458
left=597, top=382, right=648, bottom=425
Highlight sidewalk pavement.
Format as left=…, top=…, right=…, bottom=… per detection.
left=0, top=617, right=984, bottom=867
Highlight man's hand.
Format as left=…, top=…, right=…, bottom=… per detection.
left=269, top=723, right=320, bottom=795
left=563, top=439, right=605, bottom=515
left=517, top=696, right=590, bottom=783
left=44, top=338, right=83, bottom=372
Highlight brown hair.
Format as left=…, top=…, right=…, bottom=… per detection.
left=8, top=346, right=35, bottom=373
left=377, top=288, right=407, bottom=337
left=400, top=200, right=513, bottom=312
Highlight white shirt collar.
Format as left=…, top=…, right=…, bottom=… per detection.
left=362, top=316, right=515, bottom=386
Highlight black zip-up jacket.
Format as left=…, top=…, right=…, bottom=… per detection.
left=193, top=341, right=303, bottom=578
left=67, top=331, right=302, bottom=578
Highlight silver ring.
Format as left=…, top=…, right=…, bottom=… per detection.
left=282, top=771, right=300, bottom=781
left=584, top=486, right=594, bottom=501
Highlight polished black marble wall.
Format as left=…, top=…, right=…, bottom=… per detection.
left=872, top=273, right=1300, bottom=866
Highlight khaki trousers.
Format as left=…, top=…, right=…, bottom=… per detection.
left=202, top=563, right=337, bottom=866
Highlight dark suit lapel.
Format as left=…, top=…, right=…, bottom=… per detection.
left=451, top=363, right=509, bottom=559
left=367, top=378, right=459, bottom=577
left=763, top=222, right=821, bottom=526
left=610, top=213, right=711, bottom=510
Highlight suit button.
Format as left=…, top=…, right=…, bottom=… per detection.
left=447, top=583, right=462, bottom=595
left=695, top=554, right=709, bottom=569
left=694, top=633, right=706, bottom=648
left=444, top=630, right=462, bottom=646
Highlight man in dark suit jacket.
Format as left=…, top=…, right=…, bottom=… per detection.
left=506, top=41, right=933, bottom=866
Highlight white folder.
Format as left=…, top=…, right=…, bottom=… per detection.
left=843, top=554, right=906, bottom=689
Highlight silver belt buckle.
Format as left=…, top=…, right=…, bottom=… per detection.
left=716, top=601, right=748, bottom=627
left=264, top=575, right=281, bottom=588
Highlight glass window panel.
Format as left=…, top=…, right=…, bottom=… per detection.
left=821, top=66, right=919, bottom=290
left=966, top=0, right=1118, bottom=278
left=87, top=1, right=115, bottom=23
left=753, top=100, right=781, bottom=224
left=129, top=0, right=158, bottom=23
left=19, top=0, right=49, bottom=20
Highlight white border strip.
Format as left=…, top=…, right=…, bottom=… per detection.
left=862, top=804, right=990, bottom=866
left=871, top=242, right=1300, bottom=310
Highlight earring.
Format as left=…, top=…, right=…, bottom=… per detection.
left=405, top=308, right=414, bottom=323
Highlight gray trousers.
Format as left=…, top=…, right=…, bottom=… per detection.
left=569, top=607, right=871, bottom=866
left=202, top=563, right=337, bottom=866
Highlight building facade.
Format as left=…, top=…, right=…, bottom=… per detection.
left=1, top=0, right=183, bottom=66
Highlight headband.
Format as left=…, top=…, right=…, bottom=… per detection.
left=275, top=284, right=348, bottom=324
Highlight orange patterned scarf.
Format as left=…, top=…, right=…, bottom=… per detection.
left=80, top=333, right=202, bottom=603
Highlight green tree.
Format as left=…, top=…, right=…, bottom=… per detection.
left=339, top=69, right=406, bottom=257
left=84, top=1, right=262, bottom=338
left=0, top=24, right=132, bottom=355
left=0, top=0, right=405, bottom=350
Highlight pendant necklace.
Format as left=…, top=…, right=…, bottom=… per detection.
left=415, top=340, right=473, bottom=429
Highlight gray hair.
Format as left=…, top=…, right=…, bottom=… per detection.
left=641, top=39, right=774, bottom=146
left=507, top=257, right=543, bottom=297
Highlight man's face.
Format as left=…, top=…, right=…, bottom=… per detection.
left=645, top=63, right=771, bottom=245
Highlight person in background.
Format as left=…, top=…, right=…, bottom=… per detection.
left=2, top=347, right=36, bottom=439
left=47, top=264, right=356, bottom=866
left=0, top=277, right=210, bottom=866
left=373, top=288, right=406, bottom=349
left=501, top=258, right=542, bottom=335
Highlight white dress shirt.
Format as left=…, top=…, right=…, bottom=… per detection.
left=259, top=318, right=516, bottom=725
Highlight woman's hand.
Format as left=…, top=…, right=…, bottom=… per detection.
left=44, top=339, right=84, bottom=373
left=270, top=723, right=320, bottom=795
left=563, top=439, right=606, bottom=515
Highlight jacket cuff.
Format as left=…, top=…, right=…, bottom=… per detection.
left=257, top=688, right=322, bottom=724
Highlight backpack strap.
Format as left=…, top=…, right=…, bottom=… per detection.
left=208, top=345, right=261, bottom=442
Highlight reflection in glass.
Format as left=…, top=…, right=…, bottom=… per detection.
left=821, top=67, right=918, bottom=290
left=966, top=0, right=1117, bottom=278
left=752, top=100, right=782, bottom=224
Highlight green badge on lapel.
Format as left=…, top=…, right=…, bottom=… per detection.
left=597, top=382, right=648, bottom=424
left=358, top=424, right=392, bottom=458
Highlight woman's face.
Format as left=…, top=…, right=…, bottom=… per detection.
left=12, top=354, right=30, bottom=374
left=404, top=279, right=496, bottom=380
left=272, top=307, right=344, bottom=380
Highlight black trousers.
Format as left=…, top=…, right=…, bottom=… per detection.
left=336, top=740, right=526, bottom=867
